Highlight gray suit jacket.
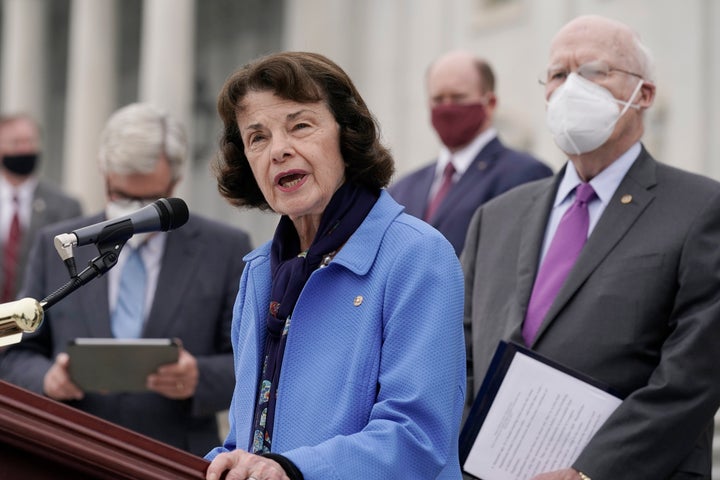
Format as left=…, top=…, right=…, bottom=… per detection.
left=462, top=147, right=720, bottom=479
left=0, top=211, right=251, bottom=456
left=0, top=180, right=82, bottom=300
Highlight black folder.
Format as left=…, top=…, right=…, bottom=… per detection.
left=460, top=341, right=623, bottom=479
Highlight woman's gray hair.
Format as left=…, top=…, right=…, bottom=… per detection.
left=98, top=103, right=187, bottom=181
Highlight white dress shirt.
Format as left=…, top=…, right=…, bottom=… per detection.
left=0, top=176, right=37, bottom=244
left=428, top=127, right=498, bottom=201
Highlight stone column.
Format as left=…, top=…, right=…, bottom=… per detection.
left=704, top=0, right=720, bottom=181
left=138, top=0, right=196, bottom=201
left=0, top=0, right=47, bottom=120
left=62, top=0, right=118, bottom=212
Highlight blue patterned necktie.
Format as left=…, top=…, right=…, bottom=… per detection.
left=111, top=247, right=147, bottom=338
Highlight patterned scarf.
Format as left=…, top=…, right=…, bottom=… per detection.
left=250, top=181, right=379, bottom=453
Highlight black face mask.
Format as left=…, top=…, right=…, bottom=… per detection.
left=2, top=153, right=39, bottom=176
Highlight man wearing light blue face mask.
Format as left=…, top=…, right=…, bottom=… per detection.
left=462, top=15, right=720, bottom=480
left=0, top=103, right=253, bottom=456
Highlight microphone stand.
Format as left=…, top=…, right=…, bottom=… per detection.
left=0, top=220, right=141, bottom=346
left=41, top=223, right=133, bottom=311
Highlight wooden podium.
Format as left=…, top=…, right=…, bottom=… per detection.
left=0, top=379, right=211, bottom=479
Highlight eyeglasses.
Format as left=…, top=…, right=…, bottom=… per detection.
left=539, top=60, right=643, bottom=88
left=106, top=182, right=174, bottom=209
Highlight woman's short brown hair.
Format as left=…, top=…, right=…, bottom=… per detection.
left=215, top=51, right=395, bottom=210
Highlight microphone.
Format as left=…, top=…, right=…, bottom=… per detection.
left=54, top=198, right=189, bottom=253
left=44, top=198, right=189, bottom=309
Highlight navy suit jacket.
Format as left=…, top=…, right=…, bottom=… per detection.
left=388, top=137, right=552, bottom=255
left=0, top=212, right=251, bottom=456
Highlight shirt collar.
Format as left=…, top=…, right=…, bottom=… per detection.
left=141, top=230, right=166, bottom=256
left=555, top=142, right=641, bottom=207
left=0, top=175, right=38, bottom=205
left=118, top=229, right=167, bottom=268
left=437, top=127, right=497, bottom=177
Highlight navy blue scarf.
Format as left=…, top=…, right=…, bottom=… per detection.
left=250, top=182, right=379, bottom=453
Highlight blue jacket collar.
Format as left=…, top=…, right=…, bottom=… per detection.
left=243, top=190, right=403, bottom=276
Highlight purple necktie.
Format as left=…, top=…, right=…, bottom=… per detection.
left=522, top=183, right=597, bottom=345
left=424, top=162, right=455, bottom=221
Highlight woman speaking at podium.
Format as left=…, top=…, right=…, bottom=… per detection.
left=204, top=52, right=465, bottom=480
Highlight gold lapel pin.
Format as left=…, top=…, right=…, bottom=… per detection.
left=621, top=194, right=632, bottom=204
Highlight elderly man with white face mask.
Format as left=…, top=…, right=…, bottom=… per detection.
left=462, top=15, right=720, bottom=480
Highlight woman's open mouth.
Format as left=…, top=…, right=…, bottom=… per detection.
left=276, top=171, right=308, bottom=191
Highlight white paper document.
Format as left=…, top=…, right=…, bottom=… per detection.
left=463, top=352, right=622, bottom=480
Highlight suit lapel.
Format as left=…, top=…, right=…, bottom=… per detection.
left=72, top=215, right=113, bottom=338
left=510, top=176, right=560, bottom=342
left=79, top=272, right=112, bottom=337
left=432, top=138, right=503, bottom=222
left=143, top=220, right=200, bottom=337
left=402, top=165, right=435, bottom=218
left=23, top=186, right=50, bottom=262
left=27, top=198, right=46, bottom=240
left=533, top=150, right=657, bottom=344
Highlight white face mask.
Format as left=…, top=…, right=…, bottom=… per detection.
left=106, top=200, right=155, bottom=249
left=546, top=72, right=643, bottom=155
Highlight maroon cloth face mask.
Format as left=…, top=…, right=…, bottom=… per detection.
left=431, top=103, right=487, bottom=149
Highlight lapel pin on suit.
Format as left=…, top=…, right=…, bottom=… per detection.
left=33, top=197, right=46, bottom=213
left=621, top=194, right=633, bottom=204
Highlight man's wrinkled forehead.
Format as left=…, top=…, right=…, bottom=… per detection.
left=0, top=118, right=39, bottom=150
left=548, top=16, right=634, bottom=66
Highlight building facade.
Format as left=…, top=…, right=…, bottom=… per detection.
left=1, top=0, right=719, bottom=473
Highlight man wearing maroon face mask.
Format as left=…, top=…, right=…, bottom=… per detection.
left=389, top=50, right=552, bottom=256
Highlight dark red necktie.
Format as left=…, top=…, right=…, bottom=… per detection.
left=424, top=162, right=456, bottom=221
left=2, top=196, right=22, bottom=302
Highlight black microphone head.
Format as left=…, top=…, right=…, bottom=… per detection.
left=153, top=198, right=189, bottom=231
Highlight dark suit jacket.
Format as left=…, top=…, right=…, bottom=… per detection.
left=461, top=147, right=720, bottom=479
left=0, top=212, right=251, bottom=456
left=0, top=180, right=82, bottom=299
left=388, top=137, right=552, bottom=255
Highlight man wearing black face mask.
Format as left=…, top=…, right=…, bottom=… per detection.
left=389, top=50, right=552, bottom=256
left=0, top=114, right=82, bottom=302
